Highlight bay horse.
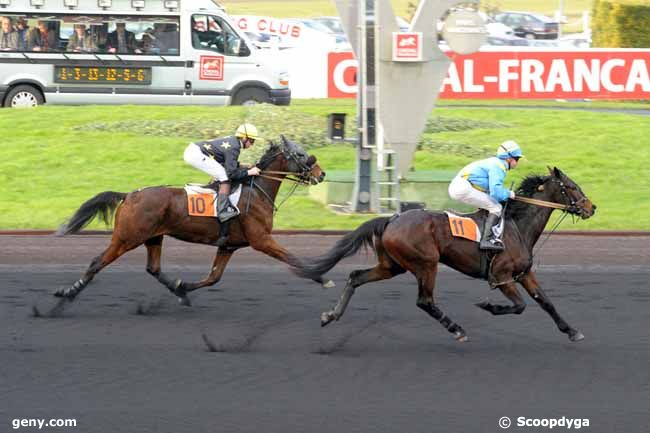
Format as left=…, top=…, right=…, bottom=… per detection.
left=294, top=167, right=596, bottom=342
left=54, top=136, right=327, bottom=307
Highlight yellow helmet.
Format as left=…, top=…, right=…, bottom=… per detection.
left=235, top=123, right=259, bottom=140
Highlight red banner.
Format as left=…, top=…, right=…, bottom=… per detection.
left=328, top=50, right=650, bottom=99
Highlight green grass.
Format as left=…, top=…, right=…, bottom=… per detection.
left=1, top=100, right=649, bottom=230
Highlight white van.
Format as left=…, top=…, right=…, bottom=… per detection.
left=0, top=0, right=290, bottom=107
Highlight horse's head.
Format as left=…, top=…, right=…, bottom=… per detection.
left=278, top=135, right=326, bottom=185
left=539, top=167, right=596, bottom=219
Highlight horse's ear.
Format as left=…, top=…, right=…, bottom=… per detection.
left=547, top=165, right=554, bottom=176
left=280, top=135, right=287, bottom=145
left=553, top=167, right=563, bottom=178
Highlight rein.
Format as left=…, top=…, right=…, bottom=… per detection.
left=260, top=170, right=312, bottom=185
left=513, top=196, right=569, bottom=210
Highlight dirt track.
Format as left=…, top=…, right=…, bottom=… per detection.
left=1, top=235, right=648, bottom=433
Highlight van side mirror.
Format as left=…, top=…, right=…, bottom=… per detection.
left=231, top=39, right=241, bottom=55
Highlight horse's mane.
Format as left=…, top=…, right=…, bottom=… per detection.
left=257, top=141, right=282, bottom=169
left=505, top=174, right=548, bottom=220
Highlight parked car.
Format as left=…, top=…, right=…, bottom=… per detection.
left=296, top=19, right=348, bottom=47
left=478, top=12, right=514, bottom=38
left=486, top=35, right=529, bottom=47
left=494, top=11, right=559, bottom=40
left=313, top=15, right=410, bottom=36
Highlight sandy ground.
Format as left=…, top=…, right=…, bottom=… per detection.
left=1, top=235, right=648, bottom=433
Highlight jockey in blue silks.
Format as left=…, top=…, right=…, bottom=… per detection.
left=448, top=141, right=523, bottom=252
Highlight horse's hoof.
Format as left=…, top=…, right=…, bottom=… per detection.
left=569, top=331, right=585, bottom=342
left=475, top=300, right=490, bottom=310
left=322, top=280, right=336, bottom=289
left=178, top=296, right=191, bottom=307
left=454, top=331, right=469, bottom=342
left=320, top=311, right=335, bottom=327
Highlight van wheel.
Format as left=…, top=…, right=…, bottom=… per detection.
left=232, top=87, right=270, bottom=106
left=5, top=85, right=44, bottom=108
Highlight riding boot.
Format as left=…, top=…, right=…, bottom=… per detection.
left=216, top=219, right=231, bottom=247
left=216, top=182, right=238, bottom=246
left=480, top=213, right=505, bottom=252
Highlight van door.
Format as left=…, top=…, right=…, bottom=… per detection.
left=186, top=14, right=256, bottom=105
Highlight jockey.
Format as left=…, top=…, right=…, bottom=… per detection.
left=184, top=123, right=262, bottom=246
left=448, top=140, right=523, bottom=252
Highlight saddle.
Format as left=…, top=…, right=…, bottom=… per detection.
left=184, top=183, right=243, bottom=218
left=444, top=209, right=500, bottom=283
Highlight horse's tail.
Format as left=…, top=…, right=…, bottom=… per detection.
left=293, top=216, right=391, bottom=280
left=57, top=191, right=128, bottom=236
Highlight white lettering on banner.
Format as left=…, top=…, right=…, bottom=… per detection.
left=546, top=59, right=572, bottom=92
left=464, top=60, right=484, bottom=92
left=627, top=59, right=650, bottom=91
left=499, top=59, right=520, bottom=93
left=328, top=50, right=650, bottom=99
left=442, top=62, right=463, bottom=92
left=333, top=59, right=358, bottom=94
left=521, top=59, right=545, bottom=92
left=602, top=59, right=626, bottom=92
left=574, top=59, right=600, bottom=92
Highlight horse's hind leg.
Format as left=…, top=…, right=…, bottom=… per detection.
left=475, top=282, right=526, bottom=315
left=519, top=271, right=584, bottom=342
left=54, top=238, right=135, bottom=300
left=415, top=265, right=468, bottom=342
left=320, top=254, right=404, bottom=327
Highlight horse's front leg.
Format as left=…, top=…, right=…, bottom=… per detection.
left=475, top=282, right=526, bottom=315
left=249, top=235, right=334, bottom=288
left=519, top=271, right=584, bottom=342
left=169, top=248, right=235, bottom=306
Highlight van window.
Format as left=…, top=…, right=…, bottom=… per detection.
left=191, top=14, right=249, bottom=57
left=0, top=14, right=180, bottom=55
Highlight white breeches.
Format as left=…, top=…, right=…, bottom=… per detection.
left=448, top=176, right=503, bottom=216
left=183, top=143, right=228, bottom=182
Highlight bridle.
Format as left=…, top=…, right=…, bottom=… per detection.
left=257, top=147, right=316, bottom=186
left=513, top=177, right=587, bottom=217
left=246, top=145, right=318, bottom=214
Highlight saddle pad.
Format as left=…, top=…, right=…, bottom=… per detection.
left=444, top=211, right=481, bottom=242
left=184, top=184, right=242, bottom=217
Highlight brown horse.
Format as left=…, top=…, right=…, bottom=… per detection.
left=294, top=167, right=596, bottom=342
left=54, top=136, right=328, bottom=306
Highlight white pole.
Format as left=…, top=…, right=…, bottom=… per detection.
left=558, top=0, right=565, bottom=38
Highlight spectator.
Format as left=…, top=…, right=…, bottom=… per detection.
left=0, top=16, right=20, bottom=51
left=191, top=17, right=206, bottom=48
left=26, top=20, right=58, bottom=51
left=89, top=24, right=108, bottom=51
left=14, top=17, right=28, bottom=49
left=107, top=22, right=141, bottom=54
left=67, top=24, right=97, bottom=53
left=146, top=23, right=178, bottom=54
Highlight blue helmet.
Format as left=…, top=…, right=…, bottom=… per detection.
left=496, top=140, right=523, bottom=160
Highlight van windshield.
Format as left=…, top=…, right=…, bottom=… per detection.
left=0, top=14, right=180, bottom=55
left=191, top=14, right=249, bottom=57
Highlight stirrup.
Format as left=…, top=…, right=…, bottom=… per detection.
left=216, top=235, right=229, bottom=247
left=480, top=238, right=504, bottom=252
